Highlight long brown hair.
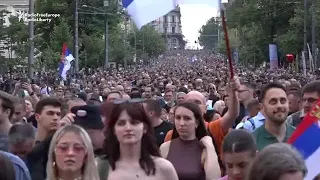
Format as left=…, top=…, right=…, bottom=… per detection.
left=171, top=102, right=209, bottom=140
left=103, top=103, right=160, bottom=176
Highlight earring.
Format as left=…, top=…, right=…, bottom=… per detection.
left=53, top=162, right=56, bottom=167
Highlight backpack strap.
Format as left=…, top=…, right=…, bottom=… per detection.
left=248, top=118, right=256, bottom=130
left=96, top=156, right=109, bottom=180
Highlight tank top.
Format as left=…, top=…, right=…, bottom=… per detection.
left=167, top=138, right=205, bottom=180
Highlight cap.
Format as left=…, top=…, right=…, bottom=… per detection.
left=71, top=105, right=104, bottom=130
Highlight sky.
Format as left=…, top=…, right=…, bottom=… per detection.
left=179, top=2, right=220, bottom=49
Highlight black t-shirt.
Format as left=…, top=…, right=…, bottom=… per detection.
left=154, top=121, right=173, bottom=147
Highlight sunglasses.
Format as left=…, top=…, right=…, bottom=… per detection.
left=113, top=98, right=144, bottom=104
left=55, top=144, right=87, bottom=154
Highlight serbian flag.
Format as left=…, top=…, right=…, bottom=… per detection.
left=59, top=43, right=74, bottom=80
left=288, top=100, right=320, bottom=180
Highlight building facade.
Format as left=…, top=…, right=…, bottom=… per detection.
left=150, top=6, right=185, bottom=50
left=0, top=0, right=29, bottom=59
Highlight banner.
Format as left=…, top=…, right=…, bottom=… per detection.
left=269, top=44, right=278, bottom=69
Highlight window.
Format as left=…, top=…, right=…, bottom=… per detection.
left=164, top=27, right=167, bottom=34
left=172, top=27, right=175, bottom=33
left=164, top=16, right=167, bottom=22
left=172, top=16, right=175, bottom=22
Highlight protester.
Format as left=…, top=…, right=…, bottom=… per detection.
left=247, top=143, right=307, bottom=180
left=46, top=125, right=99, bottom=180
left=71, top=105, right=105, bottom=156
left=220, top=129, right=257, bottom=180
left=160, top=102, right=221, bottom=179
left=12, top=99, right=28, bottom=124
left=0, top=150, right=31, bottom=180
left=287, top=90, right=302, bottom=115
left=143, top=99, right=173, bottom=146
left=102, top=101, right=178, bottom=180
left=1, top=49, right=320, bottom=179
left=0, top=152, right=16, bottom=180
left=8, top=123, right=35, bottom=161
left=0, top=91, right=15, bottom=151
left=252, top=83, right=295, bottom=151
left=287, top=80, right=320, bottom=127
left=34, top=97, right=62, bottom=144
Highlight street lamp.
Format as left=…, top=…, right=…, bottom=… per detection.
left=28, top=0, right=34, bottom=79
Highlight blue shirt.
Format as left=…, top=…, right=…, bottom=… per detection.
left=0, top=151, right=31, bottom=180
left=243, top=112, right=265, bottom=132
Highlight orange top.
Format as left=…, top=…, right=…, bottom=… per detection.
left=164, top=119, right=228, bottom=156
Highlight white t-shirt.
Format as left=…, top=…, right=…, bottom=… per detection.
left=40, top=86, right=51, bottom=95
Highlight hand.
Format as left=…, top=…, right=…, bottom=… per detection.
left=14, top=82, right=20, bottom=90
left=200, top=136, right=214, bottom=148
left=21, top=83, right=33, bottom=94
left=226, top=79, right=239, bottom=94
left=58, top=113, right=76, bottom=128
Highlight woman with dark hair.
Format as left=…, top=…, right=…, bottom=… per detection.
left=0, top=153, right=16, bottom=180
left=220, top=129, right=256, bottom=180
left=160, top=102, right=221, bottom=180
left=102, top=101, right=178, bottom=180
left=247, top=143, right=307, bottom=180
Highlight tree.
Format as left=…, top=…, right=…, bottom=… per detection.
left=6, top=16, right=29, bottom=62
left=79, top=33, right=104, bottom=68
left=198, top=17, right=221, bottom=50
left=39, top=18, right=73, bottom=69
left=205, top=0, right=313, bottom=66
left=128, top=25, right=166, bottom=59
left=110, top=24, right=134, bottom=66
left=35, top=0, right=126, bottom=69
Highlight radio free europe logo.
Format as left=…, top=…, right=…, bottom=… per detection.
left=16, top=11, right=60, bottom=22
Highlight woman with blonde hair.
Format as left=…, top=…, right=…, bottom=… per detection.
left=46, top=125, right=99, bottom=180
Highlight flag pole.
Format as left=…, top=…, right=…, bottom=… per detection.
left=220, top=1, right=234, bottom=80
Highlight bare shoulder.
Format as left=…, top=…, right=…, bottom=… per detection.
left=152, top=157, right=178, bottom=180
left=159, top=141, right=171, bottom=150
left=154, top=157, right=173, bottom=168
left=153, top=157, right=176, bottom=173
left=159, top=141, right=171, bottom=158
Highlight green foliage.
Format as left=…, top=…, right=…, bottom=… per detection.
left=39, top=19, right=73, bottom=69
left=0, top=12, right=29, bottom=69
left=203, top=0, right=320, bottom=66
left=34, top=0, right=128, bottom=69
left=198, top=17, right=220, bottom=50
left=128, top=25, right=166, bottom=58
left=0, top=0, right=169, bottom=70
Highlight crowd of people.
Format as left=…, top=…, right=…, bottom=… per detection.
left=0, top=49, right=319, bottom=180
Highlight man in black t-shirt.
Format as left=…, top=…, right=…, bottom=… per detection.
left=143, top=100, right=173, bottom=146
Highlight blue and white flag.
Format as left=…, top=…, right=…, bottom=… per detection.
left=122, top=0, right=224, bottom=28
left=122, top=0, right=177, bottom=29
